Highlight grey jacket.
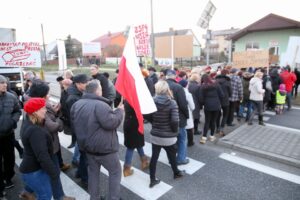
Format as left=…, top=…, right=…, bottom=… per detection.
left=70, top=93, right=123, bottom=155
left=0, top=91, right=21, bottom=137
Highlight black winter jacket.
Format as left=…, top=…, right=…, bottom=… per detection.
left=20, top=118, right=59, bottom=180
left=199, top=83, right=224, bottom=111
left=92, top=73, right=110, bottom=100
left=188, top=80, right=201, bottom=119
left=147, top=95, right=179, bottom=138
left=215, top=75, right=232, bottom=107
left=145, top=76, right=155, bottom=96
left=166, top=79, right=189, bottom=127
left=0, top=92, right=21, bottom=137
left=65, top=84, right=82, bottom=126
left=123, top=102, right=145, bottom=149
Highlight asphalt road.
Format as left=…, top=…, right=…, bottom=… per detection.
left=4, top=73, right=300, bottom=200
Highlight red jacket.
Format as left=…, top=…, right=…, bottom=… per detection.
left=280, top=71, right=297, bottom=92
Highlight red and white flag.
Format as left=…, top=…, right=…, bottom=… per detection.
left=115, top=27, right=157, bottom=134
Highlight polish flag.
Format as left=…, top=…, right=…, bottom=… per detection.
left=115, top=27, right=157, bottom=134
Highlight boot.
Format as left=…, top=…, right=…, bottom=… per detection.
left=258, top=115, right=265, bottom=126
left=200, top=136, right=207, bottom=144
left=187, top=129, right=194, bottom=146
left=140, top=156, right=149, bottom=170
left=123, top=165, right=134, bottom=177
left=19, top=191, right=36, bottom=200
left=149, top=178, right=160, bottom=188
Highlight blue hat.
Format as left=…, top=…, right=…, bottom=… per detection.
left=178, top=79, right=188, bottom=88
left=166, top=69, right=176, bottom=76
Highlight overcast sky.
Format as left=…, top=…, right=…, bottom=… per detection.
left=1, top=0, right=299, bottom=45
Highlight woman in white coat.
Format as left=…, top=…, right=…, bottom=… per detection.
left=248, top=71, right=265, bottom=125
left=179, top=79, right=195, bottom=146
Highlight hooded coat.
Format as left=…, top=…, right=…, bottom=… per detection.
left=249, top=77, right=265, bottom=101
left=241, top=73, right=253, bottom=102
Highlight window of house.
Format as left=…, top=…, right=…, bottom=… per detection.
left=269, top=46, right=279, bottom=55
left=245, top=42, right=260, bottom=50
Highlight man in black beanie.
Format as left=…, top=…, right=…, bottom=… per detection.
left=66, top=74, right=89, bottom=187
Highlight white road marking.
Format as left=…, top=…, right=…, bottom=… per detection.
left=253, top=116, right=270, bottom=121
left=59, top=133, right=172, bottom=200
left=263, top=111, right=276, bottom=115
left=15, top=144, right=90, bottom=200
left=117, top=131, right=205, bottom=175
left=219, top=153, right=300, bottom=185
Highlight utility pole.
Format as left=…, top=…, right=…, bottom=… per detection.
left=41, top=23, right=47, bottom=65
left=150, top=0, right=155, bottom=67
left=206, top=28, right=210, bottom=65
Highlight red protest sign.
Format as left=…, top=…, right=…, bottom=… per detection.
left=134, top=24, right=150, bottom=57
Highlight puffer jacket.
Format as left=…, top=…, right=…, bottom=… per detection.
left=71, top=93, right=123, bottom=155
left=148, top=95, right=179, bottom=138
left=249, top=77, right=265, bottom=101
left=0, top=91, right=21, bottom=137
left=44, top=103, right=64, bottom=154
left=215, top=75, right=232, bottom=107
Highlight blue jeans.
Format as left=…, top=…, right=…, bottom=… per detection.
left=176, top=127, right=187, bottom=162
left=239, top=100, right=253, bottom=121
left=52, top=155, right=65, bottom=200
left=22, top=170, right=52, bottom=200
left=124, top=147, right=145, bottom=166
left=72, top=143, right=80, bottom=163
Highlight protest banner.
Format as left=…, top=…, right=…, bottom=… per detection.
left=134, top=24, right=150, bottom=57
left=232, top=50, right=269, bottom=68
left=0, top=42, right=41, bottom=68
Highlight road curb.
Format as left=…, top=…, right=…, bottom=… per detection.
left=217, top=139, right=300, bottom=169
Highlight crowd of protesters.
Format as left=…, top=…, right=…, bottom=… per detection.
left=0, top=62, right=298, bottom=200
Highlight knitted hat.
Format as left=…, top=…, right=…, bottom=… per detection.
left=279, top=84, right=286, bottom=92
left=29, top=80, right=50, bottom=98
left=178, top=79, right=188, bottom=88
left=0, top=75, right=7, bottom=83
left=24, top=98, right=46, bottom=114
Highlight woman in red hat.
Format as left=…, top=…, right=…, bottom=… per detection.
left=19, top=98, right=58, bottom=200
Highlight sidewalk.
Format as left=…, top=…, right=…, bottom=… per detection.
left=217, top=123, right=300, bottom=168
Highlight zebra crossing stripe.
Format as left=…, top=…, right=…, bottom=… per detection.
left=59, top=133, right=173, bottom=200
left=117, top=131, right=205, bottom=175
left=219, top=153, right=300, bottom=185
left=15, top=145, right=90, bottom=200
